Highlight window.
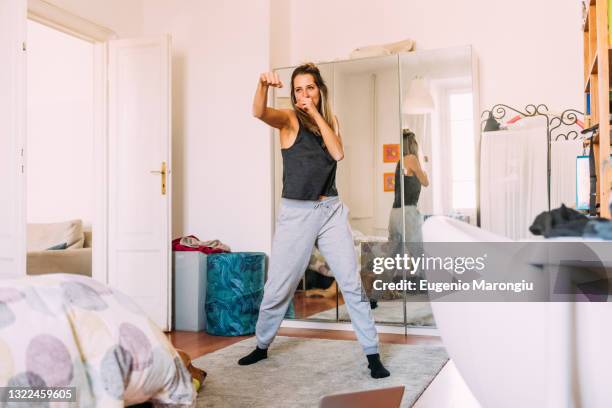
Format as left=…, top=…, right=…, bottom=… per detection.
left=448, top=91, right=476, bottom=209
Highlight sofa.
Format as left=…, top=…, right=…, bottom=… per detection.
left=26, top=219, right=92, bottom=277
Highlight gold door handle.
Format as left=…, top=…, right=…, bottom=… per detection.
left=150, top=161, right=167, bottom=195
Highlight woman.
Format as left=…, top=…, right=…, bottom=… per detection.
left=369, top=130, right=429, bottom=307
left=389, top=129, right=429, bottom=276
left=238, top=63, right=390, bottom=379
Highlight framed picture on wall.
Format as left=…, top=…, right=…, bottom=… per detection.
left=383, top=172, right=395, bottom=192
left=383, top=144, right=400, bottom=162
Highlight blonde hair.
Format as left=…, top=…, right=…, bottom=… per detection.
left=403, top=129, right=419, bottom=156
left=290, top=63, right=336, bottom=135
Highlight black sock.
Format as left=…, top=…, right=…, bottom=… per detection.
left=370, top=299, right=378, bottom=309
left=238, top=346, right=268, bottom=366
left=367, top=353, right=390, bottom=378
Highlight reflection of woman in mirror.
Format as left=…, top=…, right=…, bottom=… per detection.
left=390, top=129, right=429, bottom=238
left=370, top=130, right=429, bottom=307
left=238, top=63, right=390, bottom=379
left=389, top=130, right=429, bottom=276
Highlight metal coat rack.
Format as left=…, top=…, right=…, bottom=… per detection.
left=480, top=104, right=584, bottom=211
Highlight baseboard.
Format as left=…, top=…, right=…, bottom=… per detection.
left=280, top=319, right=439, bottom=336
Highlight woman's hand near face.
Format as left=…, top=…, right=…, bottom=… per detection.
left=297, top=96, right=318, bottom=118
left=259, top=72, right=283, bottom=88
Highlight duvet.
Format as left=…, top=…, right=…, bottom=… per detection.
left=0, top=273, right=195, bottom=407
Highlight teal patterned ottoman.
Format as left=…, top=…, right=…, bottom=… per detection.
left=205, top=252, right=294, bottom=336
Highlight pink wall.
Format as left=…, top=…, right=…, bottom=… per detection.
left=26, top=19, right=94, bottom=224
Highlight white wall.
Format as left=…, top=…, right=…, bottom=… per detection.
left=142, top=0, right=272, bottom=253
left=335, top=72, right=377, bottom=234
left=29, top=0, right=585, bottom=254
left=26, top=19, right=94, bottom=224
left=38, top=0, right=273, bottom=254
left=287, top=0, right=584, bottom=113
left=43, top=0, right=143, bottom=37
left=270, top=0, right=291, bottom=68
left=335, top=68, right=400, bottom=237
left=333, top=65, right=400, bottom=238
left=374, top=69, right=402, bottom=232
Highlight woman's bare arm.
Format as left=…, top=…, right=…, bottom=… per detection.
left=253, top=72, right=292, bottom=130
left=404, top=155, right=429, bottom=186
left=313, top=113, right=343, bottom=161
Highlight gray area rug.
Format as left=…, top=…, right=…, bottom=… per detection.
left=309, top=298, right=435, bottom=326
left=192, top=336, right=448, bottom=407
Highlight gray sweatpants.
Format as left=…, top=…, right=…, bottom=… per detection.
left=256, top=196, right=380, bottom=355
left=389, top=205, right=424, bottom=277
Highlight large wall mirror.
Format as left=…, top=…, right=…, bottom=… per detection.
left=272, top=46, right=479, bottom=328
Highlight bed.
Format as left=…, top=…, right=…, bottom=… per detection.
left=422, top=215, right=612, bottom=407
left=0, top=273, right=195, bottom=407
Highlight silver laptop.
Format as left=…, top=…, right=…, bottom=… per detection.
left=319, top=386, right=405, bottom=408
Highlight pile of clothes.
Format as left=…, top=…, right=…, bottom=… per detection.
left=172, top=235, right=231, bottom=254
left=529, top=204, right=612, bottom=239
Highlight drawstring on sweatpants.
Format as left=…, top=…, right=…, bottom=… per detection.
left=314, top=200, right=336, bottom=213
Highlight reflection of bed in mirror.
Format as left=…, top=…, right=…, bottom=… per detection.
left=272, top=46, right=479, bottom=329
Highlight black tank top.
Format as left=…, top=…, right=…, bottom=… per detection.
left=281, top=122, right=338, bottom=200
left=393, top=159, right=421, bottom=208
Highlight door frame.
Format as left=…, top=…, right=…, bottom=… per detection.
left=2, top=0, right=27, bottom=277
left=26, top=0, right=116, bottom=283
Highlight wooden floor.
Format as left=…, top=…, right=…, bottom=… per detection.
left=292, top=291, right=344, bottom=318
left=167, top=328, right=479, bottom=407
left=167, top=328, right=442, bottom=358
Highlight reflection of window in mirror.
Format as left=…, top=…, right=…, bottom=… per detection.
left=440, top=89, right=476, bottom=221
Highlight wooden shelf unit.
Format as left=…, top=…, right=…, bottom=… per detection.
left=583, top=0, right=612, bottom=218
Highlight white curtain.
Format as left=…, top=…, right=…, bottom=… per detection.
left=480, top=128, right=548, bottom=240
left=550, top=140, right=583, bottom=210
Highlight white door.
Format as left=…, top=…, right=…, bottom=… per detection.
left=0, top=0, right=26, bottom=277
left=107, top=36, right=172, bottom=330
